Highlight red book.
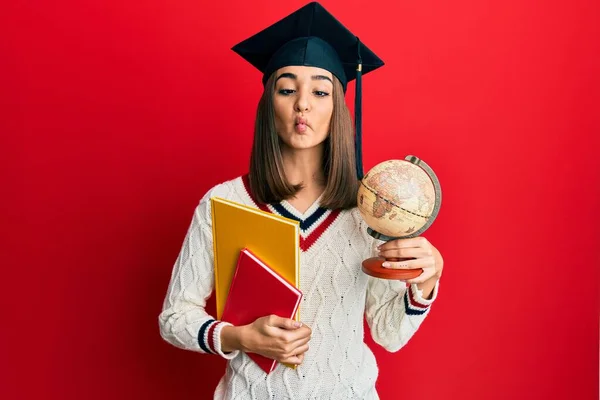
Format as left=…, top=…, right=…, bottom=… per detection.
left=221, top=248, right=303, bottom=374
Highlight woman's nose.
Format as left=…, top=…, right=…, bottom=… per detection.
left=294, top=91, right=310, bottom=112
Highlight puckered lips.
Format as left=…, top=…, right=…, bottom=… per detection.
left=295, top=116, right=308, bottom=133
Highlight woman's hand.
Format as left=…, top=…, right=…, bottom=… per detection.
left=377, top=236, right=443, bottom=285
left=222, top=315, right=311, bottom=365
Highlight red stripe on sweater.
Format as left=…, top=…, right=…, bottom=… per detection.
left=408, top=285, right=430, bottom=309
left=207, top=321, right=218, bottom=354
left=300, top=210, right=340, bottom=251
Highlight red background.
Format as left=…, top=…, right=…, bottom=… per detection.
left=2, top=1, right=598, bottom=399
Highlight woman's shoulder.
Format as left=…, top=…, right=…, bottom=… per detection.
left=196, top=174, right=260, bottom=210
left=199, top=175, right=245, bottom=203
left=191, top=175, right=248, bottom=222
left=201, top=174, right=264, bottom=209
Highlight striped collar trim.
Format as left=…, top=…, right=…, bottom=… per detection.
left=241, top=174, right=340, bottom=252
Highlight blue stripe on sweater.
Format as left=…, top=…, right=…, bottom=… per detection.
left=404, top=291, right=428, bottom=316
left=271, top=204, right=328, bottom=232
left=198, top=319, right=215, bottom=354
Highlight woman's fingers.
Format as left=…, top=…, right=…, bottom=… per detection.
left=405, top=266, right=437, bottom=284
left=293, top=343, right=309, bottom=356
left=277, top=325, right=311, bottom=344
left=381, top=256, right=435, bottom=270
left=376, top=237, right=443, bottom=284
left=281, top=352, right=305, bottom=365
left=266, top=315, right=303, bottom=330
left=290, top=335, right=311, bottom=348
left=280, top=336, right=310, bottom=356
left=377, top=237, right=435, bottom=270
left=280, top=343, right=309, bottom=365
left=378, top=246, right=431, bottom=259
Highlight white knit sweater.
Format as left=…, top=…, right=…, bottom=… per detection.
left=159, top=176, right=439, bottom=400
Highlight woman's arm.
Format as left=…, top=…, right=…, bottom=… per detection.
left=158, top=197, right=240, bottom=359
left=365, top=237, right=442, bottom=352
left=365, top=276, right=439, bottom=352
left=158, top=193, right=312, bottom=364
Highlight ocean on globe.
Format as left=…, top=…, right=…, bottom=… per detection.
left=357, top=159, right=436, bottom=239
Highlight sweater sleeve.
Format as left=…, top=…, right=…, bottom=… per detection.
left=364, top=248, right=440, bottom=353
left=158, top=194, right=240, bottom=360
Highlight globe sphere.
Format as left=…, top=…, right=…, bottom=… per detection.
left=357, top=159, right=438, bottom=239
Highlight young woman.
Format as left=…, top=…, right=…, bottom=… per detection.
left=159, top=3, right=443, bottom=399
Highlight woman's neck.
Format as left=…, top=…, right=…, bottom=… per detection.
left=281, top=145, right=326, bottom=213
left=281, top=145, right=325, bottom=189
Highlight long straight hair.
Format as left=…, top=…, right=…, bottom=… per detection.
left=248, top=72, right=359, bottom=210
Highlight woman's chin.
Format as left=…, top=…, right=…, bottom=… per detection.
left=279, top=131, right=327, bottom=151
left=288, top=138, right=324, bottom=150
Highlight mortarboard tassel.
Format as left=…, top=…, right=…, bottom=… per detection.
left=355, top=37, right=364, bottom=180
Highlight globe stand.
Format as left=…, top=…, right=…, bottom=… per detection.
left=359, top=155, right=442, bottom=281
left=361, top=228, right=423, bottom=280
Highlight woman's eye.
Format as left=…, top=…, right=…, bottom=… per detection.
left=278, top=89, right=296, bottom=95
left=314, top=91, right=330, bottom=97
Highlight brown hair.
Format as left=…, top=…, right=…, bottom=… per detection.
left=248, top=72, right=358, bottom=210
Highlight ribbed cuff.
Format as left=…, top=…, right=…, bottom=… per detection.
left=411, top=280, right=439, bottom=305
left=213, top=321, right=240, bottom=360
left=198, top=319, right=240, bottom=360
left=404, top=280, right=439, bottom=315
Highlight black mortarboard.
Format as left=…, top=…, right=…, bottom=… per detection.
left=232, top=1, right=384, bottom=180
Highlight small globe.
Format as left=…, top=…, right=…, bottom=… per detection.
left=357, top=157, right=440, bottom=240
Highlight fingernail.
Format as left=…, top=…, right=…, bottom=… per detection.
left=294, top=322, right=302, bottom=328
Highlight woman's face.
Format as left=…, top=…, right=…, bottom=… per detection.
left=273, top=65, right=334, bottom=151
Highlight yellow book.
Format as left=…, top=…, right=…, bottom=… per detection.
left=210, top=197, right=300, bottom=321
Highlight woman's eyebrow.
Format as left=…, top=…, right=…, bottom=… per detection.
left=312, top=75, right=333, bottom=84
left=275, top=72, right=333, bottom=84
left=276, top=72, right=297, bottom=82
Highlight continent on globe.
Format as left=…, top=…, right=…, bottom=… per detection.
left=371, top=195, right=393, bottom=219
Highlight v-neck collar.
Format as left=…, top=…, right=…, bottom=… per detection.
left=241, top=174, right=340, bottom=252
left=278, top=195, right=324, bottom=220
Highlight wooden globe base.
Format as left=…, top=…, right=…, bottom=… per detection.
left=361, top=257, right=423, bottom=280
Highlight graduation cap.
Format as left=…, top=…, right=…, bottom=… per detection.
left=232, top=1, right=384, bottom=180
